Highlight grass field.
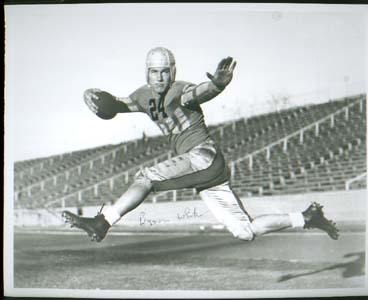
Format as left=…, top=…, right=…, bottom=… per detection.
left=14, top=229, right=365, bottom=290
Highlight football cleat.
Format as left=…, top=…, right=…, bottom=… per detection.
left=62, top=210, right=111, bottom=242
left=302, top=202, right=339, bottom=240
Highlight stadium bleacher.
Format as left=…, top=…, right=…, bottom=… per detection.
left=14, top=94, right=366, bottom=208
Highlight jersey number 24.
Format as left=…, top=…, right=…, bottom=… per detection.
left=149, top=98, right=168, bottom=120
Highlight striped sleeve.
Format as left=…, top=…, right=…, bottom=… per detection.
left=181, top=81, right=223, bottom=106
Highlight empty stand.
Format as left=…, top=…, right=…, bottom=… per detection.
left=13, top=94, right=367, bottom=208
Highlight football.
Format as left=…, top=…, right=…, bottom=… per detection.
left=93, top=91, right=117, bottom=120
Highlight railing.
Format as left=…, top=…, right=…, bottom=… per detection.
left=42, top=122, right=237, bottom=206
left=14, top=95, right=365, bottom=206
left=23, top=151, right=174, bottom=207
left=15, top=139, right=166, bottom=197
left=14, top=120, right=233, bottom=202
left=345, top=172, right=367, bottom=190
left=130, top=96, right=365, bottom=202
left=15, top=143, right=133, bottom=189
left=15, top=145, right=113, bottom=177
left=229, top=96, right=364, bottom=177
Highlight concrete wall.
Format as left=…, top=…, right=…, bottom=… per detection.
left=14, top=189, right=366, bottom=227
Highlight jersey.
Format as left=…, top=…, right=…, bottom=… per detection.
left=122, top=80, right=220, bottom=155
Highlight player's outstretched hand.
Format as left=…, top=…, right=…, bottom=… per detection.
left=84, top=88, right=102, bottom=114
left=206, top=57, right=237, bottom=90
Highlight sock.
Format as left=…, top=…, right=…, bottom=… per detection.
left=288, top=212, right=305, bottom=228
left=103, top=206, right=121, bottom=226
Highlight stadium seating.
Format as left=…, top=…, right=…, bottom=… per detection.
left=13, top=94, right=366, bottom=208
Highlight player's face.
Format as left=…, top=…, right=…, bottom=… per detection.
left=148, top=67, right=171, bottom=94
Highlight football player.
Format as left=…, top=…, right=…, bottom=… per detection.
left=62, top=47, right=339, bottom=242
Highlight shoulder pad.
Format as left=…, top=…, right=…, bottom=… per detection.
left=129, top=84, right=151, bottom=100
left=129, top=85, right=151, bottom=109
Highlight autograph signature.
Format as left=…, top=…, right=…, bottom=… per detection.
left=139, top=207, right=209, bottom=226
left=177, top=207, right=208, bottom=220
left=139, top=212, right=169, bottom=226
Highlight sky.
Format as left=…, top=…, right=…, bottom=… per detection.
left=5, top=3, right=367, bottom=162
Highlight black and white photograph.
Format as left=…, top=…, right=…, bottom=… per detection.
left=4, top=2, right=368, bottom=298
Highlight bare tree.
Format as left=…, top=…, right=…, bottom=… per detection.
left=267, top=93, right=292, bottom=112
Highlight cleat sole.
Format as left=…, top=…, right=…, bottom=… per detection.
left=61, top=210, right=106, bottom=243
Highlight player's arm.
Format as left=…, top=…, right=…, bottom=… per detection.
left=181, top=57, right=237, bottom=107
left=84, top=89, right=141, bottom=119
